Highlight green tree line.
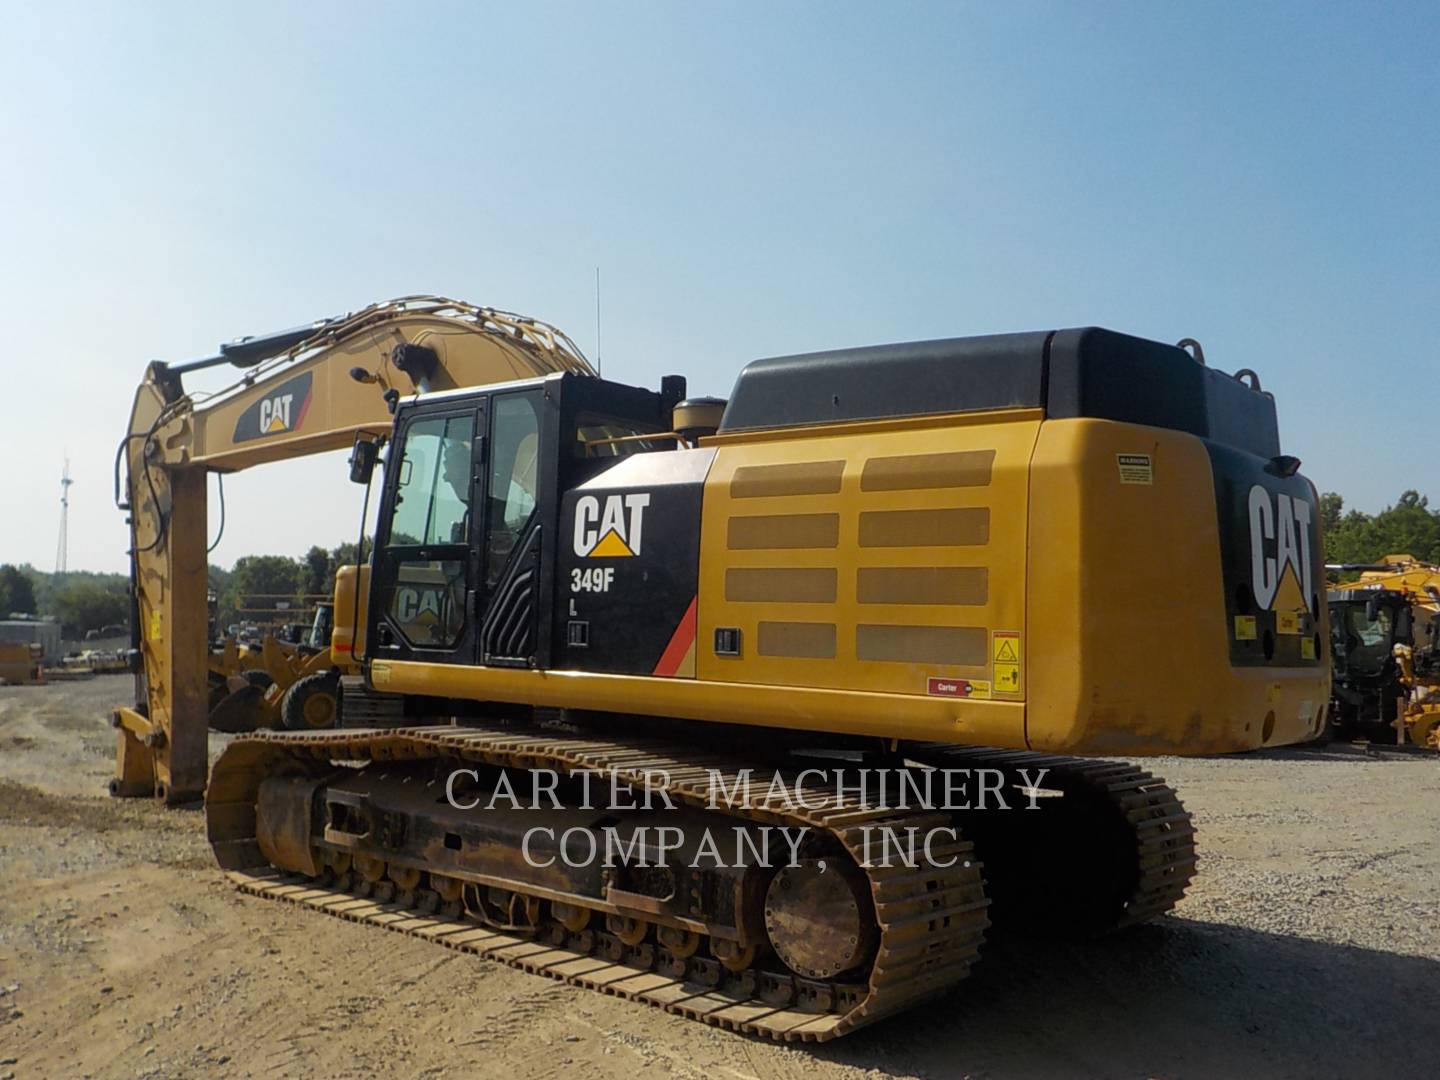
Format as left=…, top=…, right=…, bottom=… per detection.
left=0, top=566, right=130, bottom=638
left=0, top=540, right=366, bottom=638
left=210, top=541, right=366, bottom=631
left=1318, top=490, right=1440, bottom=568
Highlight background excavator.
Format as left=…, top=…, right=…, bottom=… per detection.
left=116, top=298, right=1330, bottom=1041
left=1326, top=555, right=1440, bottom=747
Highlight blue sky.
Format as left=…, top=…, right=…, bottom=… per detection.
left=2, top=2, right=1435, bottom=573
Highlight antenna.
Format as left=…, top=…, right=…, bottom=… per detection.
left=56, top=455, right=73, bottom=574
left=595, top=266, right=602, bottom=378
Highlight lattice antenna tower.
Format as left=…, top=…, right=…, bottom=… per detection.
left=56, top=455, right=73, bottom=574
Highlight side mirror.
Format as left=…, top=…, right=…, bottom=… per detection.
left=349, top=437, right=379, bottom=485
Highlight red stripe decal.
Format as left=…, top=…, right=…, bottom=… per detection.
left=651, top=596, right=698, bottom=677
left=294, top=386, right=314, bottom=430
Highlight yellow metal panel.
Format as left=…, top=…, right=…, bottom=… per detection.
left=697, top=410, right=1039, bottom=723
left=1024, top=418, right=1330, bottom=754
left=379, top=659, right=1028, bottom=748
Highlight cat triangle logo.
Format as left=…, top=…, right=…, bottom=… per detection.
left=573, top=493, right=650, bottom=558
left=589, top=529, right=635, bottom=558
left=1273, top=564, right=1306, bottom=613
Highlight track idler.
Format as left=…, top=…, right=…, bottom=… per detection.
left=764, top=857, right=877, bottom=980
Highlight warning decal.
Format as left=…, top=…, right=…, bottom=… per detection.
left=992, top=631, right=1021, bottom=694
left=1116, top=453, right=1153, bottom=485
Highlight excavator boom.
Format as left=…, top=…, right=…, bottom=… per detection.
left=113, top=296, right=594, bottom=802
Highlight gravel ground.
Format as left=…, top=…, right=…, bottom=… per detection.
left=0, top=675, right=1436, bottom=1079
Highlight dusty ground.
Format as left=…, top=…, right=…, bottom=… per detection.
left=1, top=676, right=1436, bottom=1079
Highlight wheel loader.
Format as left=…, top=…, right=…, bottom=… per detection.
left=114, top=297, right=1329, bottom=1041
left=205, top=590, right=362, bottom=733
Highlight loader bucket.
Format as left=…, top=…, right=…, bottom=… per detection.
left=208, top=684, right=269, bottom=733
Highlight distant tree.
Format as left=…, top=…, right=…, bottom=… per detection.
left=1368, top=491, right=1440, bottom=563
left=1318, top=492, right=1344, bottom=537
left=0, top=564, right=37, bottom=615
left=228, top=555, right=303, bottom=599
left=223, top=555, right=303, bottom=628
left=330, top=540, right=362, bottom=569
left=50, top=580, right=128, bottom=636
left=302, top=545, right=331, bottom=596
left=1323, top=490, right=1440, bottom=573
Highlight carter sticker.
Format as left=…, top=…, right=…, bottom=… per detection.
left=928, top=677, right=991, bottom=699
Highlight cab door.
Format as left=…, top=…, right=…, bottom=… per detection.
left=369, top=388, right=549, bottom=669
left=369, top=402, right=484, bottom=664
left=474, top=388, right=546, bottom=666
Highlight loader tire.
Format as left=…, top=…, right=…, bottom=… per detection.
left=281, top=670, right=341, bottom=731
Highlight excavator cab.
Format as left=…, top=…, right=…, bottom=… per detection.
left=364, top=373, right=673, bottom=674
left=1327, top=587, right=1411, bottom=738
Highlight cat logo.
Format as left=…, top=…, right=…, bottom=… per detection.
left=260, top=393, right=295, bottom=433
left=1247, top=484, right=1314, bottom=612
left=395, top=587, right=446, bottom=623
left=232, top=371, right=313, bottom=443
left=574, top=493, right=650, bottom=558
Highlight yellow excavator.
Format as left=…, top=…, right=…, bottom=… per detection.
left=1326, top=555, right=1440, bottom=747
left=115, top=298, right=1330, bottom=1041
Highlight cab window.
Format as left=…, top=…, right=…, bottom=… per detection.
left=1341, top=604, right=1394, bottom=677
left=382, top=413, right=474, bottom=648
left=573, top=413, right=667, bottom=459
left=388, top=414, right=474, bottom=545
left=485, top=393, right=542, bottom=588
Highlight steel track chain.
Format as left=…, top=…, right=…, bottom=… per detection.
left=909, top=745, right=1197, bottom=930
left=211, top=723, right=991, bottom=1042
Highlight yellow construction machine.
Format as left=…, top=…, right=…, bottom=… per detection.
left=1326, top=555, right=1440, bottom=747
left=116, top=300, right=1330, bottom=1040
left=202, top=583, right=358, bottom=732
left=205, top=629, right=357, bottom=733
left=0, top=642, right=44, bottom=684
